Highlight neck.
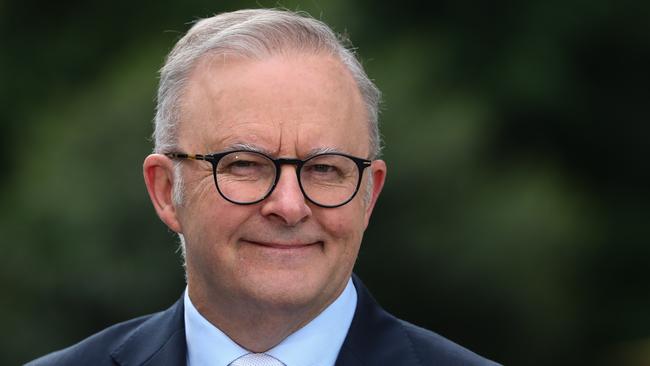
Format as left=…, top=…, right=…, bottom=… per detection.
left=187, top=282, right=346, bottom=352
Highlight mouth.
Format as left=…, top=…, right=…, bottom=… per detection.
left=241, top=239, right=323, bottom=250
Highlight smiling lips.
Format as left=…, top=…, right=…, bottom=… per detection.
left=242, top=239, right=322, bottom=249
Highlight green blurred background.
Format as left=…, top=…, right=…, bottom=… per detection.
left=2, top=0, right=649, bottom=365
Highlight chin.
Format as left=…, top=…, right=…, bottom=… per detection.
left=242, top=269, right=335, bottom=311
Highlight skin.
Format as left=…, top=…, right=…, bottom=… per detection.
left=143, top=51, right=386, bottom=352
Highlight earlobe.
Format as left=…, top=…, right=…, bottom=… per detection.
left=143, top=154, right=183, bottom=233
left=363, top=159, right=387, bottom=227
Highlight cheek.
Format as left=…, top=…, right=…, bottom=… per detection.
left=182, top=202, right=255, bottom=278
left=317, top=205, right=366, bottom=244
left=187, top=203, right=247, bottom=244
left=179, top=178, right=246, bottom=248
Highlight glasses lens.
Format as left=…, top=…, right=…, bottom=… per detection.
left=215, top=151, right=275, bottom=203
left=300, top=154, right=360, bottom=206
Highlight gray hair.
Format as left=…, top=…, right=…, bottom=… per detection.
left=153, top=8, right=382, bottom=159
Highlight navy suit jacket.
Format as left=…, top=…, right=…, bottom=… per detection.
left=27, top=275, right=499, bottom=365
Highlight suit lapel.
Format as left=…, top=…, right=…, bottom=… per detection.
left=334, top=343, right=365, bottom=366
left=335, top=274, right=420, bottom=366
left=110, top=297, right=187, bottom=366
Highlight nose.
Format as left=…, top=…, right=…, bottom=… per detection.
left=259, top=165, right=312, bottom=226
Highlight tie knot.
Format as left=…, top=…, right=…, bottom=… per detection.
left=230, top=353, right=285, bottom=366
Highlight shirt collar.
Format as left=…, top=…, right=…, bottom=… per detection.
left=184, top=289, right=248, bottom=366
left=184, top=278, right=357, bottom=366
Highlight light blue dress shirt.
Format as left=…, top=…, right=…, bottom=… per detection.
left=184, top=278, right=357, bottom=366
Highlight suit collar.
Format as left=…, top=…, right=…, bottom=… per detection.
left=110, top=297, right=187, bottom=366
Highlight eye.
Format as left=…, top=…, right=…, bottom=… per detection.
left=311, top=164, right=337, bottom=173
left=303, top=163, right=345, bottom=182
left=230, top=160, right=258, bottom=168
left=217, top=152, right=273, bottom=177
left=220, top=159, right=262, bottom=173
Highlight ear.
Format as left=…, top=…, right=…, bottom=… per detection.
left=363, top=159, right=387, bottom=228
left=143, top=154, right=182, bottom=233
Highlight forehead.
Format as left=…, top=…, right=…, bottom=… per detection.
left=178, top=52, right=369, bottom=157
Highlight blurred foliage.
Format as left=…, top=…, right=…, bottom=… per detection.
left=2, top=0, right=649, bottom=365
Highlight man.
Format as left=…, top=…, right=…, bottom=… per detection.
left=28, top=9, right=499, bottom=366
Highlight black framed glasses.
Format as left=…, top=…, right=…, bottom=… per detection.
left=166, top=150, right=372, bottom=208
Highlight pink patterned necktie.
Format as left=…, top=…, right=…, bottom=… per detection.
left=229, top=353, right=285, bottom=366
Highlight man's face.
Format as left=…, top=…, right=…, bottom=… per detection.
left=173, top=52, right=385, bottom=314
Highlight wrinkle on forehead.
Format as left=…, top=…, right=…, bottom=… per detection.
left=179, top=53, right=369, bottom=157
left=202, top=121, right=281, bottom=151
left=277, top=120, right=284, bottom=157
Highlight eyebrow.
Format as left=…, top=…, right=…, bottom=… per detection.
left=217, top=143, right=346, bottom=158
left=306, top=146, right=344, bottom=158
left=219, top=143, right=272, bottom=155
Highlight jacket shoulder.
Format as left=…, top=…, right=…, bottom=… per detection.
left=398, top=319, right=500, bottom=366
left=25, top=313, right=154, bottom=366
